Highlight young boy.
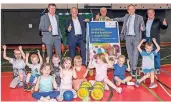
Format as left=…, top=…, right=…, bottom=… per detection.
left=135, top=38, right=160, bottom=88
left=24, top=50, right=43, bottom=91
left=47, top=54, right=61, bottom=91
left=3, top=45, right=26, bottom=88
left=113, top=55, right=133, bottom=86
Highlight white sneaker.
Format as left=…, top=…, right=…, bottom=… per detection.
left=126, top=82, right=135, bottom=86
left=50, top=99, right=57, bottom=102
left=149, top=83, right=158, bottom=88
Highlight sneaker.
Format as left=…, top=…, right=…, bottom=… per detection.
left=50, top=99, right=57, bottom=102
left=156, top=69, right=160, bottom=74
left=18, top=81, right=23, bottom=88
left=135, top=81, right=140, bottom=87
left=126, top=82, right=135, bottom=86
left=24, top=83, right=28, bottom=90
left=132, top=70, right=136, bottom=77
left=149, top=83, right=158, bottom=88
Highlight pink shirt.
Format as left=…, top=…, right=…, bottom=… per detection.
left=94, top=63, right=108, bottom=81
left=60, top=69, right=73, bottom=90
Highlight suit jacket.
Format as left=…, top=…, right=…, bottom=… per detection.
left=113, top=14, right=145, bottom=41
left=143, top=18, right=168, bottom=44
left=65, top=16, right=86, bottom=46
left=39, top=13, right=62, bottom=44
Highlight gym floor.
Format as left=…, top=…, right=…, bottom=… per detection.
left=1, top=45, right=171, bottom=101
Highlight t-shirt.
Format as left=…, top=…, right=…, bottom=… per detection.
left=114, top=64, right=127, bottom=78
left=94, top=63, right=108, bottom=81
left=9, top=58, right=26, bottom=70
left=75, top=66, right=86, bottom=79
left=141, top=51, right=157, bottom=69
left=28, top=64, right=41, bottom=75
left=39, top=75, right=53, bottom=92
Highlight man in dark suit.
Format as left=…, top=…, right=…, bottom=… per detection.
left=143, top=8, right=168, bottom=74
left=66, top=7, right=89, bottom=65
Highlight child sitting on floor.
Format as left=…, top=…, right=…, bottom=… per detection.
left=135, top=38, right=160, bottom=88
left=113, top=55, right=134, bottom=86
left=32, top=63, right=59, bottom=102
left=24, top=50, right=43, bottom=91
left=73, top=55, right=89, bottom=90
left=88, top=53, right=122, bottom=93
left=46, top=54, right=61, bottom=91
left=57, top=57, right=77, bottom=101
left=3, top=45, right=26, bottom=88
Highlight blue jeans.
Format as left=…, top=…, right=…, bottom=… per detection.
left=29, top=74, right=40, bottom=84
left=146, top=37, right=161, bottom=69
left=32, top=91, right=60, bottom=100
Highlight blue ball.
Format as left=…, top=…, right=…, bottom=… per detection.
left=63, top=90, right=74, bottom=101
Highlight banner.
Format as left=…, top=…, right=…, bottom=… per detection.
left=87, top=21, right=121, bottom=64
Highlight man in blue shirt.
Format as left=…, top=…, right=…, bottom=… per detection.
left=143, top=8, right=168, bottom=74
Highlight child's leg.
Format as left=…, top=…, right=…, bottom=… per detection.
left=9, top=76, right=19, bottom=88
left=114, top=76, right=122, bottom=86
left=73, top=79, right=81, bottom=90
left=122, top=76, right=132, bottom=83
left=103, top=78, right=122, bottom=93
left=32, top=77, right=38, bottom=85
left=138, top=73, right=150, bottom=83
left=32, top=92, right=48, bottom=100
left=57, top=89, right=65, bottom=101
left=18, top=71, right=24, bottom=82
left=150, top=71, right=155, bottom=84
left=26, top=73, right=31, bottom=83
left=70, top=89, right=77, bottom=98
left=45, top=91, right=60, bottom=99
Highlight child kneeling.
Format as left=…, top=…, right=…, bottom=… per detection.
left=73, top=56, right=89, bottom=90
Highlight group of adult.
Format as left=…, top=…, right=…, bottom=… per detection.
left=39, top=4, right=168, bottom=75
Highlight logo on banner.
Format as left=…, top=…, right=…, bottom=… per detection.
left=105, top=21, right=116, bottom=28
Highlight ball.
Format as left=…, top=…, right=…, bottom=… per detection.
left=63, top=90, right=74, bottom=101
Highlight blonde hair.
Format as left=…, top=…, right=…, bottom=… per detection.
left=96, top=53, right=107, bottom=63
left=61, top=57, right=72, bottom=69
left=74, top=55, right=82, bottom=66
left=145, top=42, right=153, bottom=48
left=118, top=55, right=125, bottom=60
left=100, top=7, right=107, bottom=12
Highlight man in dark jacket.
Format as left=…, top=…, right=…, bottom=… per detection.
left=66, top=7, right=89, bottom=65
left=143, top=8, right=168, bottom=74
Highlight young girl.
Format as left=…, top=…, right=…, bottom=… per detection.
left=3, top=45, right=26, bottom=88
left=88, top=53, right=122, bottom=93
left=24, top=50, right=43, bottom=90
left=57, top=57, right=77, bottom=101
left=73, top=56, right=89, bottom=90
left=32, top=63, right=59, bottom=102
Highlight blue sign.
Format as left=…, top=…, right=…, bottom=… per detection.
left=89, top=21, right=119, bottom=43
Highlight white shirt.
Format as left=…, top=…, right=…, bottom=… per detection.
left=72, top=17, right=82, bottom=35
left=126, top=14, right=135, bottom=35
left=28, top=63, right=41, bottom=74
left=9, top=58, right=26, bottom=69
left=48, top=13, right=58, bottom=35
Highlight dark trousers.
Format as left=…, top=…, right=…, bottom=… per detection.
left=32, top=91, right=60, bottom=100
left=69, top=36, right=86, bottom=65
